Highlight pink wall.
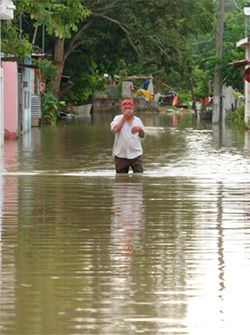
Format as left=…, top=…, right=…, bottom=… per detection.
left=3, top=62, right=18, bottom=140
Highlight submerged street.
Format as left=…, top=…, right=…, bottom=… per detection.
left=0, top=111, right=250, bottom=335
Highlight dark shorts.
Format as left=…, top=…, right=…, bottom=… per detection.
left=114, top=156, right=143, bottom=173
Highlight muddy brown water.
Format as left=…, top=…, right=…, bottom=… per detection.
left=0, top=111, right=250, bottom=335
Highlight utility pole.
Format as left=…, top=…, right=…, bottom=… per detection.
left=213, top=0, right=225, bottom=124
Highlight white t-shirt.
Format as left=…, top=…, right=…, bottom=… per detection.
left=111, top=115, right=145, bottom=159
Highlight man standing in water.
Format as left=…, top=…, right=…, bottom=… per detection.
left=111, top=98, right=145, bottom=173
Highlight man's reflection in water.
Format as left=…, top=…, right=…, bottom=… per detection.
left=111, top=174, right=144, bottom=260
left=103, top=177, right=144, bottom=335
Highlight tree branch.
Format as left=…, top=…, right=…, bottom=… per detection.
left=93, top=12, right=139, bottom=56
left=64, top=19, right=93, bottom=60
left=64, top=8, right=140, bottom=61
left=85, top=0, right=125, bottom=13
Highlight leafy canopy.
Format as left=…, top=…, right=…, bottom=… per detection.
left=16, top=0, right=91, bottom=38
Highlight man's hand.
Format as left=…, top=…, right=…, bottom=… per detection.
left=123, top=109, right=133, bottom=120
left=131, top=126, right=145, bottom=138
left=131, top=126, right=140, bottom=134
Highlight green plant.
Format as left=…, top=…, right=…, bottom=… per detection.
left=38, top=59, right=58, bottom=92
left=37, top=59, right=66, bottom=124
left=1, top=23, right=33, bottom=57
left=226, top=106, right=245, bottom=128
left=41, top=92, right=65, bottom=125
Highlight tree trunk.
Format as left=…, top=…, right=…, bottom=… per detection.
left=212, top=0, right=224, bottom=124
left=54, top=37, right=65, bottom=97
left=189, top=78, right=197, bottom=118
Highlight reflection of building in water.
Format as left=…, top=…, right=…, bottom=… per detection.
left=3, top=140, right=19, bottom=171
left=0, top=147, right=3, bottom=290
left=92, top=111, right=116, bottom=126
left=111, top=175, right=145, bottom=259
left=142, top=113, right=159, bottom=127
left=172, top=112, right=178, bottom=127
left=0, top=143, right=18, bottom=330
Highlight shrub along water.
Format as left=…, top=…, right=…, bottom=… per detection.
left=38, top=59, right=65, bottom=125
left=226, top=107, right=245, bottom=129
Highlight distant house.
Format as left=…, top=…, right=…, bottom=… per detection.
left=18, top=56, right=42, bottom=129
left=92, top=75, right=159, bottom=113
left=1, top=55, right=42, bottom=142
left=0, top=0, right=16, bottom=145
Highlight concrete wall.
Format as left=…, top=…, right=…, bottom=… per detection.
left=22, top=56, right=32, bottom=133
left=0, top=67, right=3, bottom=146
left=92, top=96, right=159, bottom=113
left=222, top=85, right=236, bottom=114
left=2, top=62, right=18, bottom=140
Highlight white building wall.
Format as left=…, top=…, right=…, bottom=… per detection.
left=0, top=67, right=3, bottom=147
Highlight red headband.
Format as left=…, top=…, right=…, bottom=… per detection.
left=121, top=99, right=134, bottom=107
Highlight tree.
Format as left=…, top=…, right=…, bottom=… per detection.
left=14, top=0, right=214, bottom=100
left=222, top=2, right=245, bottom=92
left=16, top=0, right=91, bottom=96
left=213, top=0, right=225, bottom=123
left=1, top=19, right=32, bottom=57
left=64, top=0, right=214, bottom=101
left=190, top=0, right=246, bottom=102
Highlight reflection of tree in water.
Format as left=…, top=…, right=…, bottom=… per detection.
left=111, top=175, right=144, bottom=259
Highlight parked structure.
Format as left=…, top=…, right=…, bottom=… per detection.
left=1, top=56, right=42, bottom=141
left=18, top=56, right=42, bottom=129
left=2, top=61, right=18, bottom=139
left=0, top=1, right=41, bottom=144
left=92, top=75, right=159, bottom=113
left=0, top=0, right=16, bottom=146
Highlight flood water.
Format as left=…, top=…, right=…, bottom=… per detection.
left=1, top=111, right=250, bottom=335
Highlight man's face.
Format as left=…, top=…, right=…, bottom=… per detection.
left=122, top=105, right=134, bottom=119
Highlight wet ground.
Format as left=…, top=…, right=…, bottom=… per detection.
left=0, top=111, right=250, bottom=335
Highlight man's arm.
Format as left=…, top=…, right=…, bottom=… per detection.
left=138, top=127, right=145, bottom=138
left=111, top=117, right=126, bottom=133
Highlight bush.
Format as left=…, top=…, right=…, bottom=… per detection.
left=41, top=92, right=65, bottom=125
left=226, top=106, right=245, bottom=128
left=38, top=59, right=65, bottom=125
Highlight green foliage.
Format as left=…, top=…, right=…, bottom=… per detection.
left=9, top=0, right=246, bottom=107
left=191, top=0, right=246, bottom=97
left=177, top=92, right=191, bottom=104
left=16, top=0, right=91, bottom=38
left=192, top=66, right=211, bottom=99
left=38, top=59, right=58, bottom=91
left=1, top=22, right=32, bottom=57
left=226, top=106, right=245, bottom=128
left=63, top=60, right=106, bottom=104
left=233, top=90, right=244, bottom=101
left=37, top=59, right=65, bottom=124
left=60, top=0, right=215, bottom=103
left=41, top=92, right=65, bottom=125
left=222, top=6, right=245, bottom=91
